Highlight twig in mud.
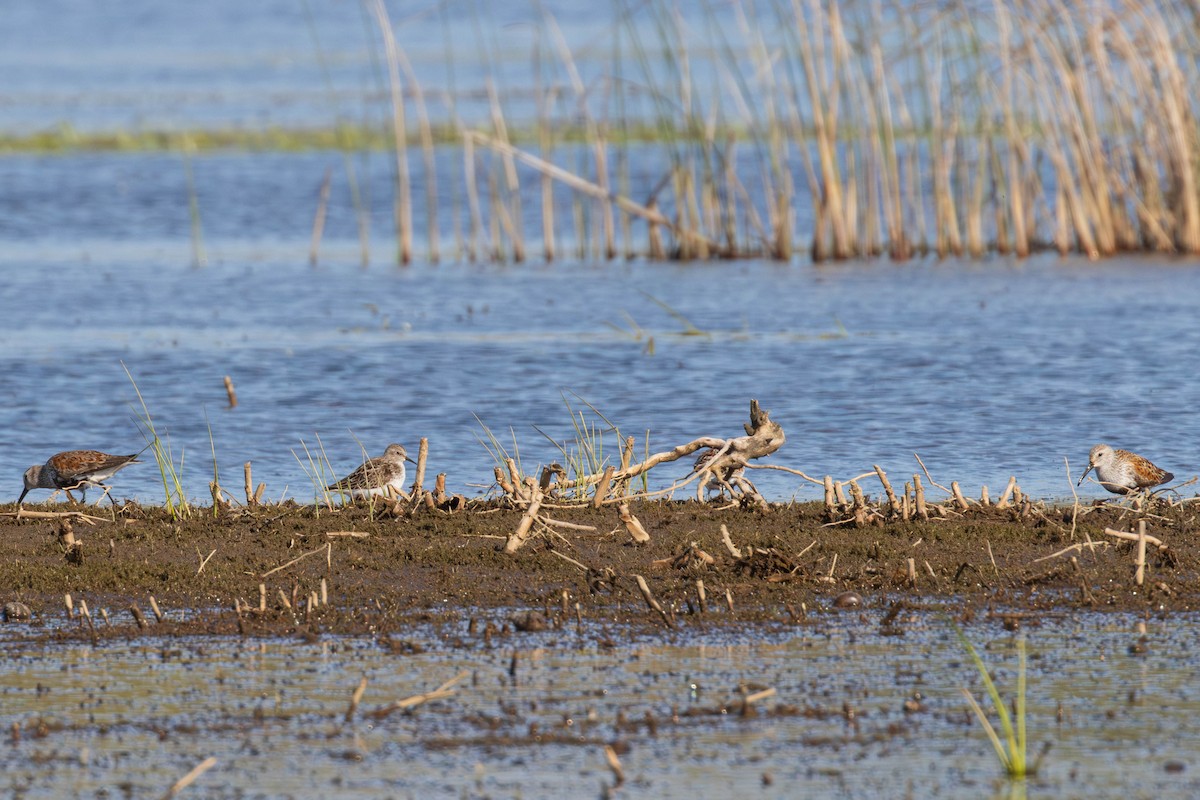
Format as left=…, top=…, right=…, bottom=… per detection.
left=986, top=540, right=1000, bottom=577
left=604, top=744, right=626, bottom=788
left=1102, top=527, right=1167, bottom=549
left=158, top=756, right=217, bottom=800
left=633, top=574, right=674, bottom=628
left=196, top=548, right=217, bottom=575
left=261, top=544, right=328, bottom=578
left=913, top=453, right=952, bottom=495
left=720, top=524, right=743, bottom=559
left=370, top=671, right=468, bottom=718
left=745, top=463, right=825, bottom=484
left=504, top=479, right=544, bottom=553
left=536, top=515, right=596, bottom=532
left=1136, top=521, right=1147, bottom=587
left=618, top=503, right=650, bottom=544
left=548, top=549, right=591, bottom=572
left=3, top=508, right=106, bottom=524
left=1033, top=541, right=1109, bottom=563
left=741, top=686, right=777, bottom=710
left=995, top=476, right=1018, bottom=509
left=875, top=465, right=900, bottom=513
left=593, top=465, right=615, bottom=507
left=345, top=676, right=368, bottom=723
left=326, top=531, right=370, bottom=538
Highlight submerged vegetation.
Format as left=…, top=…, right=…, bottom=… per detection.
left=6, top=0, right=1200, bottom=264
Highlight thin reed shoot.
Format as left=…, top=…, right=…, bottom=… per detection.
left=123, top=363, right=190, bottom=520
left=292, top=434, right=339, bottom=512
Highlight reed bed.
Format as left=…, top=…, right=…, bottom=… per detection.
left=340, top=0, right=1200, bottom=264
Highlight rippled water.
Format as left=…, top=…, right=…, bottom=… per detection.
left=0, top=610, right=1196, bottom=798
left=1, top=154, right=1196, bottom=507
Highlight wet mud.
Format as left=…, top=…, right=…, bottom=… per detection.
left=1, top=496, right=1195, bottom=640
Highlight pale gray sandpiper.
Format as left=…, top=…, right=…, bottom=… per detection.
left=19, top=450, right=141, bottom=505
left=1077, top=443, right=1173, bottom=495
left=327, top=443, right=415, bottom=499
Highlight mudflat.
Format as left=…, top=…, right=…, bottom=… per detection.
left=0, top=495, right=1193, bottom=640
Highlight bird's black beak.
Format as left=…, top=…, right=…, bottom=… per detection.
left=1076, top=464, right=1093, bottom=487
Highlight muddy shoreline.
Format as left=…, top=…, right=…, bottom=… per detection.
left=0, top=497, right=1195, bottom=641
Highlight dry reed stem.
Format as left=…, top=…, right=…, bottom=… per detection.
left=951, top=481, right=970, bottom=511
left=594, top=466, right=615, bottom=508
left=196, top=548, right=216, bottom=576
left=504, top=479, right=544, bottom=554
left=913, top=475, right=928, bottom=520
left=365, top=0, right=411, bottom=264
left=6, top=509, right=104, bottom=524
left=411, top=437, right=429, bottom=500
left=633, top=574, right=674, bottom=628
left=618, top=502, right=651, bottom=544
left=243, top=462, right=254, bottom=506
left=720, top=524, right=743, bottom=559
left=261, top=543, right=329, bottom=578
left=1100, top=527, right=1164, bottom=549
left=309, top=167, right=332, bottom=266
left=873, top=465, right=899, bottom=514
left=370, top=672, right=466, bottom=718
left=604, top=745, right=625, bottom=787
left=158, top=756, right=217, bottom=800
left=464, top=131, right=721, bottom=255
left=1136, top=520, right=1147, bottom=587
left=345, top=676, right=368, bottom=723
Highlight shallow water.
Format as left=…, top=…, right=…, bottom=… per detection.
left=0, top=610, right=1196, bottom=798
left=1, top=176, right=1196, bottom=508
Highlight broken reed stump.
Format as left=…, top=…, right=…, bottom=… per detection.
left=504, top=479, right=544, bottom=553
left=874, top=465, right=899, bottom=515
left=633, top=575, right=674, bottom=628
left=223, top=375, right=237, bottom=408
left=593, top=465, right=616, bottom=507
left=618, top=503, right=650, bottom=544
left=410, top=438, right=429, bottom=500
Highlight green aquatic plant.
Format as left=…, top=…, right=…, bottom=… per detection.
left=292, top=434, right=339, bottom=513
left=473, top=414, right=525, bottom=491
left=957, top=630, right=1042, bottom=779
left=122, top=363, right=190, bottom=520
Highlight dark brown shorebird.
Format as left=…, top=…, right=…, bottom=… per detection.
left=1077, top=444, right=1173, bottom=495
left=19, top=450, right=141, bottom=505
left=327, top=443, right=414, bottom=499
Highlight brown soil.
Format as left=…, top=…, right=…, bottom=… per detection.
left=0, top=497, right=1195, bottom=640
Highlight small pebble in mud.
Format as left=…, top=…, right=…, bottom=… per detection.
left=832, top=592, right=862, bottom=610
left=3, top=602, right=32, bottom=622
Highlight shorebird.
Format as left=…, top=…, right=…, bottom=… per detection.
left=1077, top=444, right=1173, bottom=495
left=327, top=443, right=414, bottom=500
left=19, top=450, right=141, bottom=505
left=693, top=446, right=744, bottom=497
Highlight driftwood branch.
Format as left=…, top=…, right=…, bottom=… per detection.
left=557, top=400, right=785, bottom=496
